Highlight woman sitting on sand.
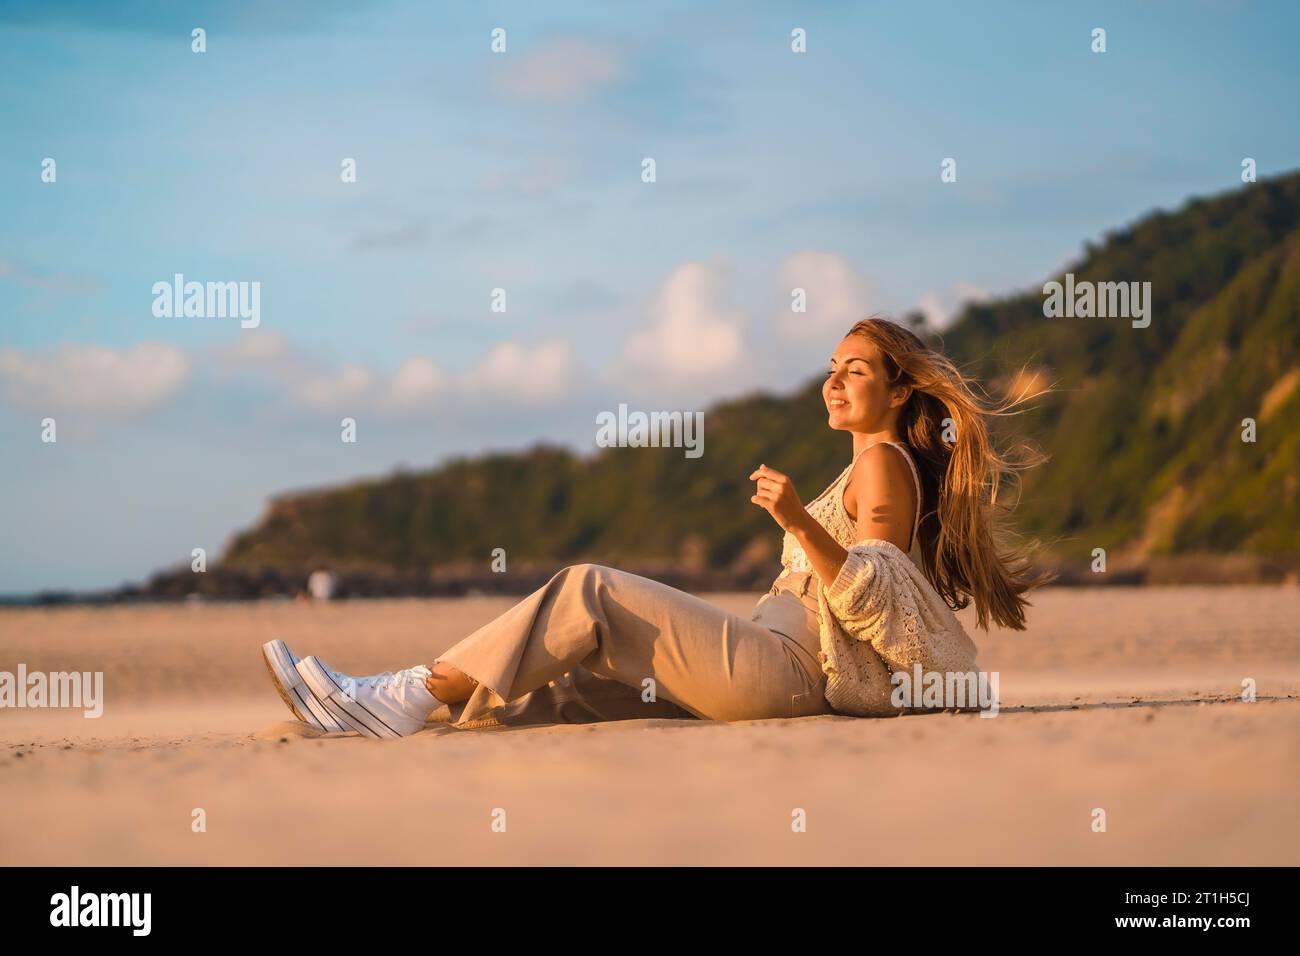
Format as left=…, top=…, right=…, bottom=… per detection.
left=262, top=317, right=1053, bottom=736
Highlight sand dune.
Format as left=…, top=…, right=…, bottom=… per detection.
left=2, top=586, right=1298, bottom=865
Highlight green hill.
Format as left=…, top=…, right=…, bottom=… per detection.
left=220, top=172, right=1300, bottom=589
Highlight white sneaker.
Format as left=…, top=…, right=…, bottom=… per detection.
left=261, top=640, right=349, bottom=733
left=296, top=656, right=439, bottom=739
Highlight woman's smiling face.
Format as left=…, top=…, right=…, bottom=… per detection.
left=823, top=335, right=906, bottom=432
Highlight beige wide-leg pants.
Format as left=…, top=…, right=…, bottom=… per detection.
left=427, top=564, right=832, bottom=730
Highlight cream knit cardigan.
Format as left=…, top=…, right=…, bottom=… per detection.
left=815, top=538, right=980, bottom=716
left=778, top=442, right=980, bottom=717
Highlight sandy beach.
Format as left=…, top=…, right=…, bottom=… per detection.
left=2, top=585, right=1298, bottom=866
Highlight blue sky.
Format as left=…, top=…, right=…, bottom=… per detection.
left=2, top=0, right=1298, bottom=592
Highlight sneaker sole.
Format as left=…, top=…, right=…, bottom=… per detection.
left=261, top=640, right=346, bottom=733
left=296, top=656, right=411, bottom=739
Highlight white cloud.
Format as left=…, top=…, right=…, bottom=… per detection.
left=383, top=356, right=446, bottom=409
left=4, top=331, right=576, bottom=422
left=216, top=332, right=572, bottom=411
left=217, top=330, right=290, bottom=365
left=618, top=261, right=748, bottom=390
left=494, top=36, right=620, bottom=104
left=461, top=339, right=575, bottom=401
left=916, top=282, right=991, bottom=329
left=775, top=251, right=871, bottom=338
left=0, top=342, right=188, bottom=414
left=295, top=364, right=376, bottom=410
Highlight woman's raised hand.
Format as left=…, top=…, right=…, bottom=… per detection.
left=749, top=464, right=810, bottom=534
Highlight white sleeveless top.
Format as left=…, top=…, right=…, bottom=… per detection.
left=779, top=441, right=924, bottom=577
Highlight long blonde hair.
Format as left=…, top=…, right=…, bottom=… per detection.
left=845, top=317, right=1056, bottom=630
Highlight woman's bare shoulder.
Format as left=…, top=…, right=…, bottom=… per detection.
left=843, top=443, right=916, bottom=526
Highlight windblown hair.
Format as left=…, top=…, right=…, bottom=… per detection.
left=845, top=317, right=1057, bottom=631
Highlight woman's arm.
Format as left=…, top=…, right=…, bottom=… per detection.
left=788, top=515, right=849, bottom=589
left=749, top=463, right=848, bottom=586
left=843, top=443, right=917, bottom=555
left=791, top=445, right=912, bottom=587
left=751, top=444, right=915, bottom=589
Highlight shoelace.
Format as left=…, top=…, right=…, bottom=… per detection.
left=332, top=668, right=389, bottom=699
left=332, top=666, right=422, bottom=705
left=364, top=669, right=420, bottom=698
